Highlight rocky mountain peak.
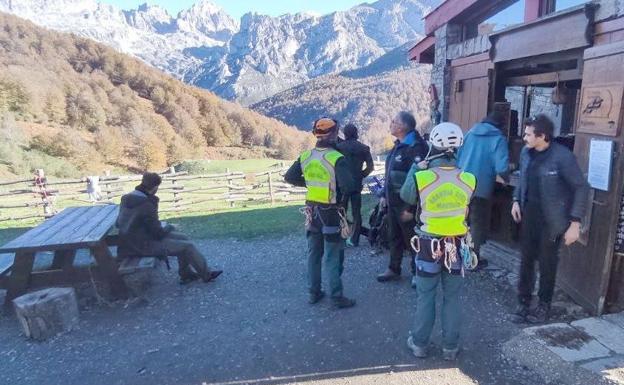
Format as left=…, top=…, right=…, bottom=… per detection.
left=176, top=0, right=238, bottom=40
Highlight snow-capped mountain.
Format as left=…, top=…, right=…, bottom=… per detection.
left=0, top=0, right=438, bottom=104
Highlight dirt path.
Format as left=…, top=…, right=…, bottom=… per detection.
left=0, top=235, right=546, bottom=385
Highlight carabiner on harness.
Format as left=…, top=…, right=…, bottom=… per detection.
left=430, top=238, right=443, bottom=261
left=410, top=235, right=421, bottom=253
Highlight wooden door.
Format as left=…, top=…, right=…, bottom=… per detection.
left=448, top=53, right=493, bottom=131
left=558, top=40, right=624, bottom=315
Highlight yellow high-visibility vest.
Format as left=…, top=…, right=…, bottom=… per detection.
left=415, top=167, right=476, bottom=236
left=300, top=148, right=343, bottom=204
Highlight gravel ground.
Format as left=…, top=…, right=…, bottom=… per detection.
left=0, top=234, right=559, bottom=385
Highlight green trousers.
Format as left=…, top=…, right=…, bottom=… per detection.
left=307, top=231, right=344, bottom=298
left=411, top=272, right=463, bottom=350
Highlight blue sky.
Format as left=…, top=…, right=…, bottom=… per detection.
left=106, top=0, right=588, bottom=23
left=106, top=0, right=368, bottom=18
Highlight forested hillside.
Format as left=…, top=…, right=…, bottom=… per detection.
left=0, top=12, right=313, bottom=178
left=252, top=64, right=432, bottom=153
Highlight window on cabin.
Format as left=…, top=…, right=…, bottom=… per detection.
left=478, top=0, right=526, bottom=35
left=462, top=0, right=526, bottom=40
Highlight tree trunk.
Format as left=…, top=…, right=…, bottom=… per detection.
left=13, top=287, right=79, bottom=341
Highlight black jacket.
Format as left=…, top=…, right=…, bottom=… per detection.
left=336, top=138, right=374, bottom=190
left=514, top=143, right=589, bottom=239
left=385, top=131, right=429, bottom=208
left=116, top=188, right=171, bottom=256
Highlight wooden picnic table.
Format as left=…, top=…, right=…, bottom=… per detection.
left=0, top=205, right=129, bottom=306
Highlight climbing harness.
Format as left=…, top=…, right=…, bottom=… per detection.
left=410, top=232, right=477, bottom=276
left=299, top=206, right=313, bottom=230
left=299, top=204, right=350, bottom=239
left=337, top=207, right=352, bottom=240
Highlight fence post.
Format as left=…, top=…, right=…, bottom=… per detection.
left=226, top=168, right=234, bottom=208
left=268, top=171, right=274, bottom=206
left=103, top=170, right=111, bottom=201
left=169, top=166, right=180, bottom=212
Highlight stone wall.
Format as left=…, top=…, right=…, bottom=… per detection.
left=595, top=0, right=624, bottom=21
left=431, top=23, right=462, bottom=121
left=447, top=35, right=492, bottom=61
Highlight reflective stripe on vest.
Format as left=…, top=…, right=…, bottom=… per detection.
left=300, top=148, right=343, bottom=204
left=415, top=167, right=476, bottom=236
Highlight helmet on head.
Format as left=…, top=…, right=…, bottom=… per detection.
left=312, top=117, right=338, bottom=138
left=429, top=122, right=464, bottom=150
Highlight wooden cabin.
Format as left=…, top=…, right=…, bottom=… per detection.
left=409, top=0, right=624, bottom=315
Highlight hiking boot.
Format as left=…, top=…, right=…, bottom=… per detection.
left=202, top=270, right=223, bottom=282
left=406, top=335, right=427, bottom=358
left=308, top=291, right=325, bottom=304
left=332, top=296, right=356, bottom=309
left=377, top=268, right=400, bottom=282
left=442, top=348, right=460, bottom=361
left=527, top=302, right=551, bottom=324
left=510, top=303, right=530, bottom=323
left=179, top=271, right=200, bottom=285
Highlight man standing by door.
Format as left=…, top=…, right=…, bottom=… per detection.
left=458, top=111, right=509, bottom=269
left=511, top=114, right=589, bottom=323
left=377, top=112, right=428, bottom=283
left=284, top=117, right=357, bottom=309
left=337, top=123, right=374, bottom=247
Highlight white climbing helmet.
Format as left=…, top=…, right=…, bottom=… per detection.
left=429, top=122, right=464, bottom=150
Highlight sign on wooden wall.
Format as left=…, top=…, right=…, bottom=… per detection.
left=577, top=84, right=623, bottom=136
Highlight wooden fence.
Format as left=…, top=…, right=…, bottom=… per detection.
left=0, top=161, right=385, bottom=223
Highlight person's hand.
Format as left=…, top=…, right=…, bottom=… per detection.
left=417, top=160, right=429, bottom=169
left=564, top=221, right=581, bottom=246
left=380, top=197, right=386, bottom=208
left=399, top=210, right=414, bottom=222
left=496, top=175, right=507, bottom=186
left=511, top=201, right=522, bottom=223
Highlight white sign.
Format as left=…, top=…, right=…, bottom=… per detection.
left=588, top=139, right=614, bottom=191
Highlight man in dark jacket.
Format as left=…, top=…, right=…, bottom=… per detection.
left=284, top=118, right=358, bottom=309
left=377, top=111, right=429, bottom=283
left=116, top=173, right=222, bottom=284
left=336, top=123, right=374, bottom=247
left=458, top=111, right=510, bottom=268
left=511, top=115, right=589, bottom=323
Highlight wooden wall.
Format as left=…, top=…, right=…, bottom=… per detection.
left=448, top=53, right=493, bottom=131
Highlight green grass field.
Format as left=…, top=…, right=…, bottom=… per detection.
left=0, top=159, right=380, bottom=244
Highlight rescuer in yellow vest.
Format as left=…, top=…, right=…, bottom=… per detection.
left=399, top=122, right=476, bottom=361
left=284, top=118, right=357, bottom=309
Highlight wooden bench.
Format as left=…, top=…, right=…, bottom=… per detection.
left=0, top=205, right=130, bottom=306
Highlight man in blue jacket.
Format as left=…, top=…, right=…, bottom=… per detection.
left=457, top=111, right=509, bottom=269
left=377, top=112, right=428, bottom=283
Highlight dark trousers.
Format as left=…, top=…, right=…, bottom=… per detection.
left=518, top=204, right=562, bottom=305
left=468, top=197, right=491, bottom=258
left=344, top=192, right=362, bottom=245
left=387, top=206, right=416, bottom=275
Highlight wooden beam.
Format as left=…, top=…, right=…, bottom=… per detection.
left=503, top=69, right=583, bottom=86
left=450, top=52, right=492, bottom=67
left=425, top=0, right=480, bottom=35
left=408, top=36, right=435, bottom=62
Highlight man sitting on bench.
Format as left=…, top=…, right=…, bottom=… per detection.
left=116, top=172, right=222, bottom=284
